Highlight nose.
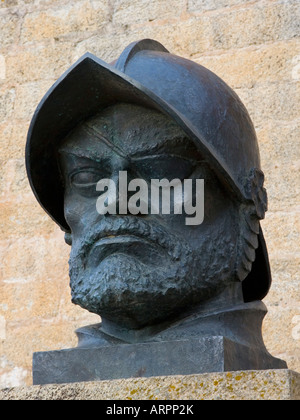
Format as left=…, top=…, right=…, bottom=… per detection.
left=99, top=156, right=130, bottom=216
left=100, top=156, right=148, bottom=217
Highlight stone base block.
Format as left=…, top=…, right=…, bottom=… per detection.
left=32, top=336, right=286, bottom=385
left=0, top=370, right=299, bottom=400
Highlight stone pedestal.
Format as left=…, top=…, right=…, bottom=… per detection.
left=32, top=336, right=286, bottom=385
left=0, top=370, right=299, bottom=400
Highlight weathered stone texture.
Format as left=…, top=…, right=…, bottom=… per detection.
left=0, top=370, right=299, bottom=400
left=0, top=0, right=299, bottom=387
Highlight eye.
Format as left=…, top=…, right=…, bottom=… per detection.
left=133, top=155, right=197, bottom=181
left=70, top=170, right=102, bottom=197
left=71, top=171, right=100, bottom=186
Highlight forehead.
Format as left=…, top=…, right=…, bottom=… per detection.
left=59, top=103, right=194, bottom=159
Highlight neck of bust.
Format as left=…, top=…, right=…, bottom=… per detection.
left=76, top=282, right=267, bottom=350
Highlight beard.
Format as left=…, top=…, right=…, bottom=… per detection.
left=68, top=216, right=236, bottom=329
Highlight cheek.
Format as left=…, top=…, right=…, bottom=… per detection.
left=64, top=205, right=82, bottom=228
left=64, top=192, right=99, bottom=231
left=171, top=198, right=240, bottom=251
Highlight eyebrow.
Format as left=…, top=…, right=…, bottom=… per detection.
left=83, top=123, right=128, bottom=159
left=85, top=119, right=200, bottom=157
left=59, top=147, right=205, bottom=174
left=130, top=136, right=197, bottom=159
left=59, top=124, right=200, bottom=161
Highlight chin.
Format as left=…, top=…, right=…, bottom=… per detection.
left=68, top=221, right=238, bottom=329
left=69, top=251, right=232, bottom=329
left=70, top=254, right=181, bottom=327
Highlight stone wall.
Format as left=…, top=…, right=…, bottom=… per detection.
left=0, top=0, right=299, bottom=387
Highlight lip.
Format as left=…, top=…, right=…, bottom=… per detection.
left=88, top=234, right=165, bottom=266
left=94, top=234, right=148, bottom=246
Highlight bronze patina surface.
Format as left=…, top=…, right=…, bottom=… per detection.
left=25, top=40, right=287, bottom=384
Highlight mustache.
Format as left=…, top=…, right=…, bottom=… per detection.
left=72, top=216, right=187, bottom=262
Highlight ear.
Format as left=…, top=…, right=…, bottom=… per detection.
left=244, top=168, right=268, bottom=220
left=64, top=232, right=72, bottom=246
left=235, top=204, right=259, bottom=283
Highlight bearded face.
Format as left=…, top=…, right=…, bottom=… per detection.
left=59, top=103, right=240, bottom=330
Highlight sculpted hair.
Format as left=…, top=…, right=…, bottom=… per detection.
left=235, top=168, right=268, bottom=284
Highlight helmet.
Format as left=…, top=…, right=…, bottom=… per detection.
left=25, top=39, right=271, bottom=301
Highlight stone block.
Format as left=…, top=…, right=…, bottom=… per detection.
left=0, top=0, right=19, bottom=8
left=235, top=81, right=300, bottom=127
left=32, top=336, right=286, bottom=385
left=0, top=122, right=27, bottom=161
left=0, top=54, right=5, bottom=80
left=5, top=43, right=73, bottom=84
left=14, top=80, right=56, bottom=120
left=0, top=304, right=98, bottom=387
left=262, top=212, right=300, bottom=257
left=112, top=0, right=186, bottom=26
left=20, top=1, right=111, bottom=42
left=195, top=40, right=300, bottom=89
left=0, top=370, right=299, bottom=400
left=0, top=316, right=6, bottom=340
left=208, top=1, right=300, bottom=50
left=0, top=86, right=15, bottom=122
left=0, top=233, right=69, bottom=284
left=268, top=258, right=300, bottom=285
left=188, top=0, right=250, bottom=12
left=256, top=120, right=300, bottom=209
left=0, top=10, right=20, bottom=48
left=263, top=304, right=300, bottom=346
left=0, top=196, right=56, bottom=238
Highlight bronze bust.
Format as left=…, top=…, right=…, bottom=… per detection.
left=26, top=40, right=287, bottom=384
